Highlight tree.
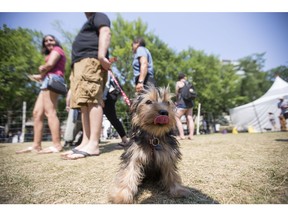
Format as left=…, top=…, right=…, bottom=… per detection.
left=0, top=25, right=44, bottom=132
left=237, top=53, right=270, bottom=104
left=177, top=49, right=224, bottom=115
left=267, top=65, right=288, bottom=82
left=218, top=63, right=243, bottom=112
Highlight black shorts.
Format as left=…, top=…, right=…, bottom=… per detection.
left=135, top=75, right=157, bottom=88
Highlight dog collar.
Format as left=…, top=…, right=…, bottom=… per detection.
left=149, top=136, right=162, bottom=151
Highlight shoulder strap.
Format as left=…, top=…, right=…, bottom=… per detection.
left=182, top=80, right=189, bottom=87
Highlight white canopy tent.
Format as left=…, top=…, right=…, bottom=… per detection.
left=229, top=76, right=288, bottom=132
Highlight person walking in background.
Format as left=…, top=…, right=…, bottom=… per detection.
left=62, top=12, right=111, bottom=160
left=132, top=37, right=156, bottom=93
left=278, top=97, right=288, bottom=131
left=63, top=89, right=82, bottom=147
left=175, top=73, right=195, bottom=140
left=16, top=35, right=66, bottom=154
left=268, top=112, right=277, bottom=131
left=103, top=72, right=129, bottom=149
left=63, top=75, right=84, bottom=148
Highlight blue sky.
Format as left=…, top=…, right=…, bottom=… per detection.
left=1, top=12, right=288, bottom=71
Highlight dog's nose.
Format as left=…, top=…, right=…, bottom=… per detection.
left=159, top=110, right=168, bottom=116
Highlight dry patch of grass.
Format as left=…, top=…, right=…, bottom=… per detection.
left=0, top=132, right=287, bottom=204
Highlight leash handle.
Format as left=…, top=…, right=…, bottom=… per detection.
left=109, top=57, right=117, bottom=64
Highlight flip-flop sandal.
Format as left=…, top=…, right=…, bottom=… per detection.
left=61, top=148, right=78, bottom=155
left=64, top=149, right=100, bottom=160
left=60, top=148, right=80, bottom=159
left=38, top=146, right=61, bottom=154
left=16, top=146, right=40, bottom=154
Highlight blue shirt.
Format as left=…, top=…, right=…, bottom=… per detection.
left=278, top=99, right=288, bottom=115
left=132, top=46, right=154, bottom=78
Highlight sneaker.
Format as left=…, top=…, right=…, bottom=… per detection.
left=63, top=141, right=73, bottom=148
left=114, top=142, right=129, bottom=149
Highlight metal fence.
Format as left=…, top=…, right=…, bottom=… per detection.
left=0, top=109, right=132, bottom=144
left=0, top=102, right=221, bottom=144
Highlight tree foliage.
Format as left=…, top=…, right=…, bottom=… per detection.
left=0, top=25, right=44, bottom=112
left=267, top=65, right=288, bottom=82
left=176, top=48, right=242, bottom=119
left=237, top=53, right=271, bottom=103
left=0, top=25, right=44, bottom=130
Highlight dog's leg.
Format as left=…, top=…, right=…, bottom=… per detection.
left=109, top=147, right=146, bottom=204
left=159, top=155, right=191, bottom=198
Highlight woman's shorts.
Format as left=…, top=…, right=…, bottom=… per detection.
left=40, top=74, right=65, bottom=90
left=135, top=74, right=157, bottom=88
left=176, top=102, right=193, bottom=110
left=70, top=58, right=107, bottom=108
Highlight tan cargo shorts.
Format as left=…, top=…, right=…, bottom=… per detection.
left=70, top=58, right=107, bottom=108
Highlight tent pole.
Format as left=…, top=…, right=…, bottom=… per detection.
left=252, top=102, right=263, bottom=133
left=21, top=101, right=26, bottom=143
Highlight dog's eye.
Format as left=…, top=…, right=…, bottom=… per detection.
left=145, top=100, right=153, bottom=104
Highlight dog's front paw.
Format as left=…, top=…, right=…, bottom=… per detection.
left=109, top=188, right=135, bottom=204
left=170, top=184, right=191, bottom=198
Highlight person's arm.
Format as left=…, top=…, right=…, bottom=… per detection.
left=138, top=56, right=148, bottom=82
left=175, top=81, right=181, bottom=95
left=135, top=56, right=148, bottom=92
left=98, top=26, right=111, bottom=71
left=174, top=81, right=181, bottom=105
left=38, top=50, right=61, bottom=77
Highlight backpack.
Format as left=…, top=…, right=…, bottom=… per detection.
left=181, top=81, right=197, bottom=101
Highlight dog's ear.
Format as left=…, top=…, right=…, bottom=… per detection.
left=161, top=86, right=174, bottom=101
left=165, top=85, right=171, bottom=93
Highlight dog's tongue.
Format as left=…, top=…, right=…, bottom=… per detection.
left=154, top=115, right=169, bottom=125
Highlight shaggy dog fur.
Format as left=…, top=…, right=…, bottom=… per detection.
left=109, top=86, right=191, bottom=204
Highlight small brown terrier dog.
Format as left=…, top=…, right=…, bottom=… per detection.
left=109, top=86, right=191, bottom=204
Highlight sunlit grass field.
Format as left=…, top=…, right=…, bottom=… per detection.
left=1, top=132, right=287, bottom=204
